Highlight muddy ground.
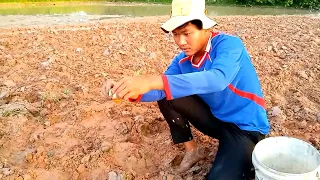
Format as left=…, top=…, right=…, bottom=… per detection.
left=0, top=15, right=319, bottom=180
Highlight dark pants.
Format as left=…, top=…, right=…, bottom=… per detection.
left=157, top=95, right=265, bottom=180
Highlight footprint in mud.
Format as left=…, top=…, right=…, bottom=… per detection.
left=138, top=121, right=163, bottom=137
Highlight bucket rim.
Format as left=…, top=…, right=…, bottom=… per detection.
left=252, top=136, right=320, bottom=176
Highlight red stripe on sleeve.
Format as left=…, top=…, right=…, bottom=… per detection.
left=228, top=84, right=265, bottom=108
left=128, top=94, right=143, bottom=102
left=161, top=75, right=173, bottom=100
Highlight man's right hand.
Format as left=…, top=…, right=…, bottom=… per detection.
left=101, top=79, right=116, bottom=99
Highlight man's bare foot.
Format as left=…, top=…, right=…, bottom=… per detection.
left=178, top=146, right=205, bottom=173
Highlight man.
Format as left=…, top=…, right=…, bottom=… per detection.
left=102, top=0, right=270, bottom=179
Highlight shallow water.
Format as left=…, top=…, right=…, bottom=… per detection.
left=0, top=3, right=317, bottom=16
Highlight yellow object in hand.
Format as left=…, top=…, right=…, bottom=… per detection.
left=109, top=89, right=122, bottom=103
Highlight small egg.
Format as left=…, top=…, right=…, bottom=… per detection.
left=109, top=89, right=118, bottom=99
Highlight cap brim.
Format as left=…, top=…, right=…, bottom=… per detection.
left=161, top=15, right=217, bottom=33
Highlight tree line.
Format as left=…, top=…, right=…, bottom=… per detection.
left=233, top=0, right=319, bottom=10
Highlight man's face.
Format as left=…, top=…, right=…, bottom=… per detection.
left=172, top=23, right=207, bottom=56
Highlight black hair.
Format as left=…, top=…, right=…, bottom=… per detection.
left=177, top=19, right=203, bottom=30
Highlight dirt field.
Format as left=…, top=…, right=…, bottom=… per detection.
left=0, top=15, right=319, bottom=180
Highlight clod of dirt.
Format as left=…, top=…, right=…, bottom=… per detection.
left=299, top=120, right=308, bottom=129
left=23, top=174, right=32, bottom=180
left=103, top=49, right=110, bottom=56
left=77, top=164, right=86, bottom=173
left=3, top=80, right=16, bottom=87
left=0, top=91, right=9, bottom=100
left=155, top=114, right=165, bottom=122
left=121, top=111, right=131, bottom=116
left=29, top=132, right=44, bottom=142
left=115, top=123, right=129, bottom=135
left=44, top=121, right=51, bottom=127
left=39, top=109, right=49, bottom=117
left=166, top=174, right=174, bottom=180
left=189, top=166, right=201, bottom=174
left=81, top=155, right=91, bottom=163
left=186, top=176, right=193, bottom=180
left=101, top=141, right=112, bottom=152
left=25, top=103, right=41, bottom=116
left=297, top=71, right=309, bottom=80
left=149, top=52, right=157, bottom=59
left=122, top=172, right=134, bottom=180
left=208, top=152, right=215, bottom=157
left=292, top=105, right=301, bottom=113
left=24, top=152, right=33, bottom=163
left=133, top=115, right=144, bottom=122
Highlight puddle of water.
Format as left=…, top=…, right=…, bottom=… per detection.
left=0, top=3, right=317, bottom=16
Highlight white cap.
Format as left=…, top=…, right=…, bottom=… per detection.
left=161, top=0, right=217, bottom=33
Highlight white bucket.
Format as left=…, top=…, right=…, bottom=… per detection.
left=252, top=136, right=320, bottom=180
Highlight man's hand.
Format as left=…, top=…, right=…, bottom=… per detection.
left=112, top=76, right=163, bottom=100
left=101, top=79, right=115, bottom=99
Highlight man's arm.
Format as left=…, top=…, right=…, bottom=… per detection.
left=129, top=54, right=182, bottom=102
left=149, top=36, right=243, bottom=100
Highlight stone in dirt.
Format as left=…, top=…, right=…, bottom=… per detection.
left=0, top=90, right=9, bottom=100
left=270, top=106, right=281, bottom=117
left=116, top=123, right=129, bottom=135
left=44, top=121, right=51, bottom=127
left=2, top=168, right=12, bottom=175
left=309, top=137, right=317, bottom=146
left=81, top=154, right=91, bottom=163
left=189, top=166, right=201, bottom=174
left=23, top=174, right=32, bottom=180
left=101, top=141, right=112, bottom=152
left=317, top=112, right=320, bottom=122
left=25, top=152, right=33, bottom=163
left=108, top=171, right=121, bottom=180
left=3, top=80, right=16, bottom=87
left=77, top=164, right=86, bottom=172
left=75, top=48, right=82, bottom=53
left=297, top=71, right=309, bottom=80
left=166, top=174, right=174, bottom=180
left=121, top=111, right=131, bottom=116
left=104, top=49, right=110, bottom=55
left=25, top=103, right=40, bottom=116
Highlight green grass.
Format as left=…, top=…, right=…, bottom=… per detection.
left=0, top=0, right=103, bottom=2
left=0, top=0, right=232, bottom=5
left=2, top=109, right=22, bottom=117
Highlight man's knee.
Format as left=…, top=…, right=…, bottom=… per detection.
left=157, top=97, right=189, bottom=112
left=157, top=98, right=168, bottom=110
